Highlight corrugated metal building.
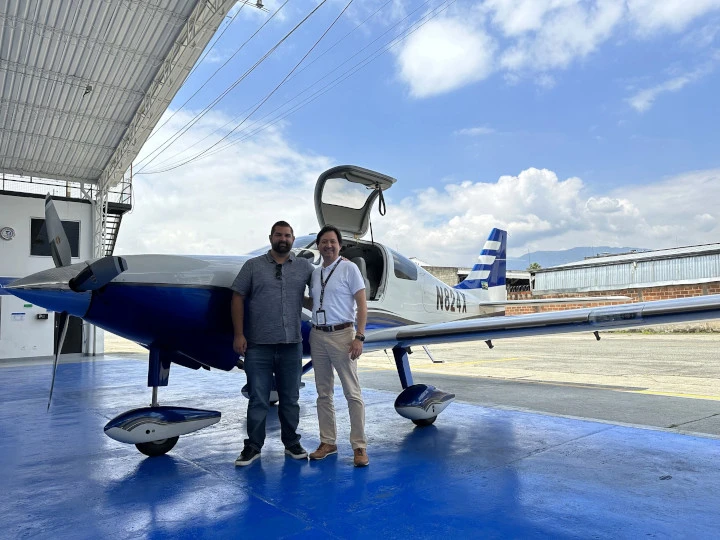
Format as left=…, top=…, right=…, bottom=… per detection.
left=532, top=243, right=720, bottom=304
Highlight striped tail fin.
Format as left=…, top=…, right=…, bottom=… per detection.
left=454, top=228, right=507, bottom=292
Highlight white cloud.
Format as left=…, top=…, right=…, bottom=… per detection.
left=497, top=0, right=625, bottom=72
left=455, top=126, right=495, bottom=136
left=484, top=0, right=578, bottom=36
left=120, top=113, right=720, bottom=269
left=627, top=71, right=702, bottom=112
left=117, top=111, right=331, bottom=255
left=585, top=196, right=625, bottom=213
left=626, top=52, right=720, bottom=111
left=627, top=0, right=720, bottom=34
left=395, top=17, right=496, bottom=98
left=369, top=167, right=720, bottom=265
left=391, top=0, right=720, bottom=97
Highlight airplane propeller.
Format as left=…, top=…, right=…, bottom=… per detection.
left=49, top=312, right=69, bottom=411
left=43, top=195, right=128, bottom=409
left=45, top=194, right=72, bottom=269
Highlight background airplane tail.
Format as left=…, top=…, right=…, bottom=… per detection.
left=454, top=228, right=507, bottom=301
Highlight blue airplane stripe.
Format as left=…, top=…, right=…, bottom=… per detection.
left=487, top=228, right=504, bottom=241
left=0, top=277, right=17, bottom=295
left=456, top=278, right=506, bottom=289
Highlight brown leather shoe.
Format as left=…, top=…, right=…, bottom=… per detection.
left=353, top=447, right=369, bottom=467
left=309, top=443, right=338, bottom=460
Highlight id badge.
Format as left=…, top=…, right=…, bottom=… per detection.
left=316, top=310, right=326, bottom=325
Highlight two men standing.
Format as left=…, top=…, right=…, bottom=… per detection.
left=231, top=222, right=369, bottom=467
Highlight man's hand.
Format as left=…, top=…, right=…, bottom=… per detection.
left=233, top=335, right=247, bottom=355
left=349, top=339, right=363, bottom=360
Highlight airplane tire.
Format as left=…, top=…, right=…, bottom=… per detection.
left=135, top=436, right=179, bottom=457
left=412, top=416, right=437, bottom=427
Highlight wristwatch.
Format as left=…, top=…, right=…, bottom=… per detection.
left=354, top=333, right=365, bottom=342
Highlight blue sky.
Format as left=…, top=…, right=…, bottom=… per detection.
left=118, top=0, right=720, bottom=265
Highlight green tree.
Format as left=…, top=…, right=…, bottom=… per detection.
left=527, top=262, right=542, bottom=271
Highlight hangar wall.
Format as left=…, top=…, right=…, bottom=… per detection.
left=506, top=282, right=720, bottom=315
left=0, top=192, right=103, bottom=359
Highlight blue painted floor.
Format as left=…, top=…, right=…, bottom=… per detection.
left=2, top=356, right=720, bottom=539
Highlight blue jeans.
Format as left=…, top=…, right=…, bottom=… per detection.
left=244, top=342, right=302, bottom=451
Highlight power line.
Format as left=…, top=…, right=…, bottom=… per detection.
left=144, top=0, right=354, bottom=174
left=143, top=2, right=249, bottom=141
left=142, top=0, right=398, bottom=173
left=138, top=0, right=457, bottom=175
left=195, top=0, right=457, bottom=162
left=135, top=0, right=294, bottom=173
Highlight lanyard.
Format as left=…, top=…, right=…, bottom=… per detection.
left=318, top=258, right=341, bottom=310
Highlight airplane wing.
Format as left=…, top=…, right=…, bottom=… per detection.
left=364, top=294, right=720, bottom=351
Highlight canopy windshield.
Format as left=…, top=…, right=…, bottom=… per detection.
left=314, top=165, right=396, bottom=238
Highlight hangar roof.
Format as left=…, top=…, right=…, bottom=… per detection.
left=540, top=242, right=720, bottom=271
left=533, top=242, right=720, bottom=293
left=0, top=0, right=234, bottom=187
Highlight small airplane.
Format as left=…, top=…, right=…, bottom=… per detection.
left=6, top=165, right=720, bottom=457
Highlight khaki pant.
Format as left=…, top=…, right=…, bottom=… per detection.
left=309, top=326, right=367, bottom=449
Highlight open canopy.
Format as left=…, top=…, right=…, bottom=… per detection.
left=314, top=165, right=396, bottom=238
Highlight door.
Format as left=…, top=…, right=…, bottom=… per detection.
left=55, top=314, right=83, bottom=354
left=314, top=165, right=396, bottom=238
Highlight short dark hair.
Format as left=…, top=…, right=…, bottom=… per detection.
left=271, top=220, right=294, bottom=236
left=316, top=224, right=342, bottom=246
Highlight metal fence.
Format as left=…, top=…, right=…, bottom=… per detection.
left=0, top=173, right=131, bottom=205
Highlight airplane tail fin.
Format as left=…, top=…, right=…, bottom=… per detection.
left=454, top=228, right=507, bottom=300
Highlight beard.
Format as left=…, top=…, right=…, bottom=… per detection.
left=272, top=240, right=291, bottom=254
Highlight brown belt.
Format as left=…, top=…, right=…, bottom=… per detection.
left=313, top=322, right=353, bottom=332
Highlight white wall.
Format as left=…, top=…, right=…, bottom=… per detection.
left=0, top=295, right=54, bottom=357
left=0, top=194, right=94, bottom=275
left=0, top=193, right=101, bottom=359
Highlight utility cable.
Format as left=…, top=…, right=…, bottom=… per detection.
left=202, top=0, right=455, bottom=159
left=142, top=0, right=346, bottom=174
left=135, top=0, right=294, bottom=173
left=142, top=0, right=397, bottom=170
left=144, top=2, right=248, bottom=141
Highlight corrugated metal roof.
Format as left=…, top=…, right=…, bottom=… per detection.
left=534, top=243, right=720, bottom=293
left=541, top=243, right=720, bottom=270
left=0, top=0, right=233, bottom=186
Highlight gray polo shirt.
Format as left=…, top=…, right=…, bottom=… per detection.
left=231, top=251, right=314, bottom=344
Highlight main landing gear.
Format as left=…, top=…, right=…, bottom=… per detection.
left=103, top=349, right=221, bottom=457
left=391, top=346, right=455, bottom=427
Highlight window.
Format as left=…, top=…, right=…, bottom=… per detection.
left=30, top=219, right=80, bottom=258
left=391, top=250, right=418, bottom=281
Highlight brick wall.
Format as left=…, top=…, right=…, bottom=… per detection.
left=506, top=281, right=720, bottom=315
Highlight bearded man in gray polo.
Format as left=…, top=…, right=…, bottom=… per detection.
left=231, top=220, right=313, bottom=467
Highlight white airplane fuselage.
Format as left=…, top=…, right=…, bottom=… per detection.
left=8, top=238, right=503, bottom=373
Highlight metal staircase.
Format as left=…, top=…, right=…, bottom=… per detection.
left=102, top=177, right=132, bottom=256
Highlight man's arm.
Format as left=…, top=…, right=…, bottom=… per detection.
left=349, top=288, right=367, bottom=360
left=231, top=292, right=247, bottom=355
